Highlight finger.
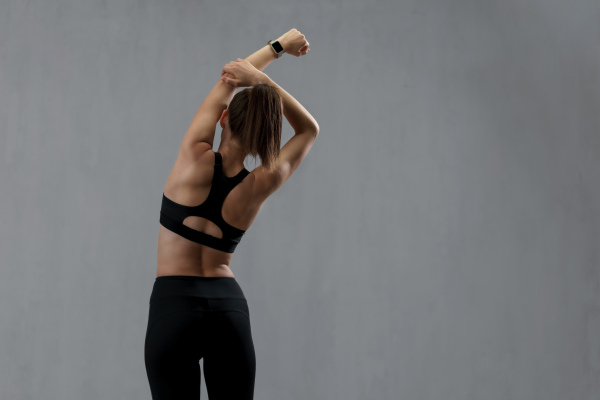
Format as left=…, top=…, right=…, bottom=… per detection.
left=221, top=76, right=236, bottom=86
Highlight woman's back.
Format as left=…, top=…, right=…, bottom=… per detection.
left=156, top=126, right=318, bottom=278
left=147, top=29, right=315, bottom=400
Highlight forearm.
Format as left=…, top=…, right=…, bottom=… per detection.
left=259, top=75, right=319, bottom=133
left=244, top=44, right=279, bottom=72
left=220, top=44, right=278, bottom=84
left=216, top=42, right=280, bottom=108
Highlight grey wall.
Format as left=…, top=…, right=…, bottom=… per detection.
left=1, top=0, right=598, bottom=399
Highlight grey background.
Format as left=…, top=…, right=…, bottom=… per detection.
left=1, top=0, right=599, bottom=399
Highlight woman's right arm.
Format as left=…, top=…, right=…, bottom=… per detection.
left=258, top=74, right=319, bottom=133
left=220, top=59, right=319, bottom=196
left=251, top=74, right=319, bottom=198
left=221, top=59, right=318, bottom=132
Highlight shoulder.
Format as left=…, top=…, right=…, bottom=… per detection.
left=179, top=141, right=214, bottom=164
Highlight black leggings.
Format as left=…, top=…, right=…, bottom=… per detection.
left=144, top=276, right=255, bottom=399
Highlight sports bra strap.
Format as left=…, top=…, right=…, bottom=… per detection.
left=158, top=150, right=248, bottom=254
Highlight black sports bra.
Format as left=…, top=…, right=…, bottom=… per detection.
left=159, top=151, right=251, bottom=253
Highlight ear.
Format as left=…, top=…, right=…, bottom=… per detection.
left=219, top=109, right=228, bottom=128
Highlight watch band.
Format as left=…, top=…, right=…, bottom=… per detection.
left=268, top=39, right=284, bottom=58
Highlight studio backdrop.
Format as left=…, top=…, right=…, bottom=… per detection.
left=1, top=0, right=598, bottom=399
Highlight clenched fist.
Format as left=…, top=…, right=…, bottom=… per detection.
left=277, top=28, right=310, bottom=57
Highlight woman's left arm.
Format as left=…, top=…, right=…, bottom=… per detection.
left=235, top=43, right=280, bottom=76
left=218, top=43, right=281, bottom=98
left=180, top=43, right=283, bottom=151
left=182, top=29, right=310, bottom=151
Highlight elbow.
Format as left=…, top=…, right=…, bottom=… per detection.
left=311, top=121, right=320, bottom=135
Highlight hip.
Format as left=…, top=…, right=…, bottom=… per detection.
left=148, top=275, right=249, bottom=319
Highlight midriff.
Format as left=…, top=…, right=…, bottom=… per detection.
left=156, top=224, right=236, bottom=278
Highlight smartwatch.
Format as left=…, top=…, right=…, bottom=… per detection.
left=268, top=39, right=285, bottom=58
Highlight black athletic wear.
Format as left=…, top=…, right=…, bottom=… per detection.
left=159, top=151, right=250, bottom=253
left=148, top=152, right=255, bottom=398
left=144, top=276, right=255, bottom=399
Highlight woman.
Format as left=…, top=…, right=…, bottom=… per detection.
left=144, top=28, right=318, bottom=400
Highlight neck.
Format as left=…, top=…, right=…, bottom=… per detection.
left=217, top=139, right=246, bottom=167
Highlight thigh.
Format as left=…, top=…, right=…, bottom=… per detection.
left=144, top=310, right=203, bottom=400
left=203, top=310, right=256, bottom=400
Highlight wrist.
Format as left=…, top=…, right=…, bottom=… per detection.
left=276, top=37, right=288, bottom=54
left=254, top=72, right=271, bottom=86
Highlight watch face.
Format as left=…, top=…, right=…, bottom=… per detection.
left=272, top=41, right=284, bottom=53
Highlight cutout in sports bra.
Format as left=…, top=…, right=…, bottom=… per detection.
left=159, top=152, right=250, bottom=253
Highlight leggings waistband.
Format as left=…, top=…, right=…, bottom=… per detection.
left=150, top=275, right=246, bottom=301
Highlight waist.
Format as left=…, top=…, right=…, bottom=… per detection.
left=150, top=275, right=246, bottom=302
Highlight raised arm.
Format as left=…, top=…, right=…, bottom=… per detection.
left=254, top=74, right=319, bottom=197
left=222, top=29, right=310, bottom=81
left=181, top=30, right=309, bottom=152
left=219, top=54, right=319, bottom=198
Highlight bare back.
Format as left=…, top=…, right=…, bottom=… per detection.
left=157, top=129, right=318, bottom=277
left=157, top=149, right=263, bottom=277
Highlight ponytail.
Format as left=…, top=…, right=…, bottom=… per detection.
left=226, top=83, right=283, bottom=172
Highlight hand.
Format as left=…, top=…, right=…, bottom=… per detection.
left=277, top=28, right=310, bottom=57
left=220, top=58, right=267, bottom=88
